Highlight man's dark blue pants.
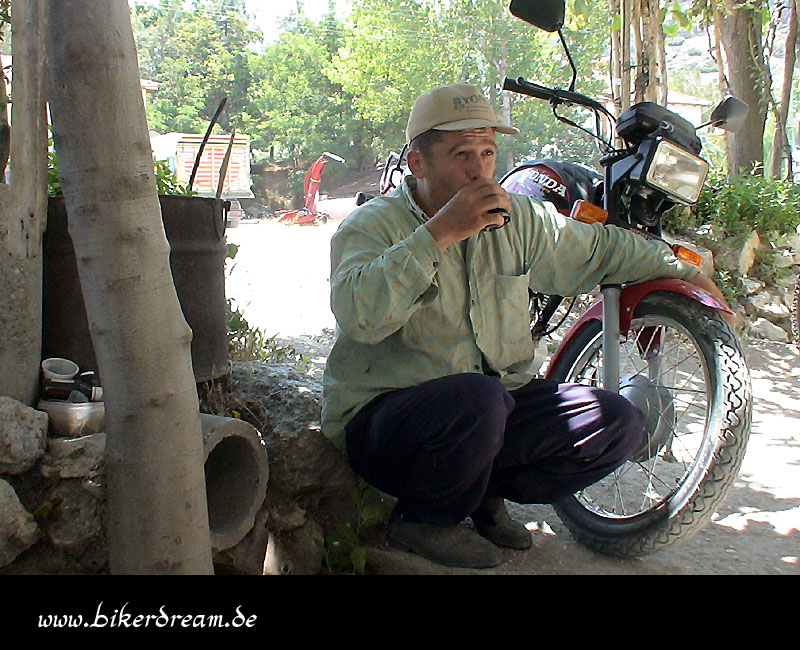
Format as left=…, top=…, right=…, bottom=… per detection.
left=344, top=373, right=643, bottom=526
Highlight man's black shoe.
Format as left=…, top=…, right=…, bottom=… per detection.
left=471, top=497, right=532, bottom=550
left=387, top=519, right=503, bottom=569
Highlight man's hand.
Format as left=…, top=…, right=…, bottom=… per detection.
left=687, top=272, right=736, bottom=328
left=424, top=178, right=512, bottom=251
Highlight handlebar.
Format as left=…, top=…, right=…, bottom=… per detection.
left=503, top=77, right=611, bottom=117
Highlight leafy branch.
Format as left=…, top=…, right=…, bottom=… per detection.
left=318, top=487, right=389, bottom=574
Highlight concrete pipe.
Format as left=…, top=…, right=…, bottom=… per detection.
left=200, top=414, right=269, bottom=551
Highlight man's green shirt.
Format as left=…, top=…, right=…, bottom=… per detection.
left=321, top=176, right=697, bottom=449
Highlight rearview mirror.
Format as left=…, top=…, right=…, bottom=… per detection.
left=708, top=96, right=749, bottom=132
left=509, top=0, right=565, bottom=33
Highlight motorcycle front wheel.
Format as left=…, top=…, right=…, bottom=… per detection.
left=548, top=291, right=752, bottom=557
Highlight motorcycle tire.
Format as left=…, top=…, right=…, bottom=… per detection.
left=548, top=291, right=752, bottom=557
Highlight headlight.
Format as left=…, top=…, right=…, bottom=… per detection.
left=645, top=140, right=709, bottom=205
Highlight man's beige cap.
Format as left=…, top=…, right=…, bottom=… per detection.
left=406, top=83, right=519, bottom=144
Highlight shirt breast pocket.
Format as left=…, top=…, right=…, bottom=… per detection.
left=484, top=273, right=534, bottom=368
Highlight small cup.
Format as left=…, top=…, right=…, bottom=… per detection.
left=41, top=357, right=79, bottom=381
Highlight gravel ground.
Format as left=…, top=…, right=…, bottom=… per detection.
left=225, top=199, right=800, bottom=575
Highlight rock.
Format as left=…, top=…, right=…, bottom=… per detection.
left=739, top=231, right=761, bottom=276
left=41, top=478, right=106, bottom=558
left=36, top=434, right=107, bottom=560
left=0, top=396, right=48, bottom=475
left=262, top=515, right=324, bottom=575
left=745, top=290, right=791, bottom=321
left=719, top=231, right=760, bottom=277
left=772, top=248, right=797, bottom=269
left=777, top=275, right=798, bottom=308
left=231, top=361, right=322, bottom=437
left=0, top=478, right=40, bottom=568
left=39, top=433, right=106, bottom=480
left=731, top=305, right=749, bottom=334
left=214, top=484, right=325, bottom=575
left=741, top=277, right=765, bottom=295
left=230, top=361, right=359, bottom=510
left=786, top=230, right=800, bottom=253
left=749, top=318, right=789, bottom=342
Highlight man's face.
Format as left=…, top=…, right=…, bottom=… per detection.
left=409, top=128, right=498, bottom=215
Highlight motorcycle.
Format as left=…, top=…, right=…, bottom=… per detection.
left=498, top=0, right=752, bottom=557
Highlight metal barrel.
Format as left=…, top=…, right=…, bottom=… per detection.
left=42, top=195, right=229, bottom=384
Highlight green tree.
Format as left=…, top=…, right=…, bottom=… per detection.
left=133, top=0, right=259, bottom=134
left=330, top=0, right=460, bottom=156
left=489, top=0, right=611, bottom=170
left=329, top=0, right=610, bottom=176
left=244, top=8, right=371, bottom=171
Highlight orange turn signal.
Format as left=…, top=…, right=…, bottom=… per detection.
left=672, top=243, right=703, bottom=268
left=570, top=200, right=608, bottom=225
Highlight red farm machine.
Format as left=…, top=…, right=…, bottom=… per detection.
left=276, top=152, right=345, bottom=225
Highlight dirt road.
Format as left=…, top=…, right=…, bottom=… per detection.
left=225, top=202, right=800, bottom=575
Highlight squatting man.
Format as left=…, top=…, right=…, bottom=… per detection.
left=320, top=83, right=731, bottom=569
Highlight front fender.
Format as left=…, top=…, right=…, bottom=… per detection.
left=545, top=278, right=728, bottom=379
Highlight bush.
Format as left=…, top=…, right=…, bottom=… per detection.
left=664, top=169, right=800, bottom=242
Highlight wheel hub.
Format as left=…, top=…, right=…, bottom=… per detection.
left=620, top=374, right=676, bottom=462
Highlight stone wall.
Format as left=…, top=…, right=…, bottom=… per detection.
left=0, top=361, right=372, bottom=575
left=667, top=230, right=799, bottom=342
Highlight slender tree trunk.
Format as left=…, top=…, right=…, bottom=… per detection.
left=631, top=0, right=665, bottom=104
left=710, top=2, right=730, bottom=95
left=715, top=0, right=770, bottom=175
left=639, top=0, right=667, bottom=104
left=46, top=0, right=213, bottom=574
left=632, top=0, right=646, bottom=103
left=768, top=0, right=796, bottom=179
left=609, top=0, right=623, bottom=116
left=653, top=1, right=668, bottom=106
left=0, top=0, right=48, bottom=405
left=494, top=39, right=515, bottom=172
left=621, top=0, right=632, bottom=112
left=610, top=1, right=666, bottom=117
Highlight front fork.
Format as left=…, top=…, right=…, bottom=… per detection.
left=601, top=285, right=621, bottom=393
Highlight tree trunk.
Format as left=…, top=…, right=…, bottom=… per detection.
left=639, top=0, right=667, bottom=104
left=632, top=0, right=646, bottom=103
left=653, top=1, right=668, bottom=106
left=621, top=0, right=632, bottom=112
left=715, top=0, right=770, bottom=175
left=494, top=39, right=515, bottom=172
left=710, top=3, right=730, bottom=95
left=610, top=0, right=666, bottom=120
left=609, top=0, right=623, bottom=116
left=768, top=0, right=796, bottom=179
left=0, top=0, right=48, bottom=406
left=46, top=0, right=213, bottom=574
